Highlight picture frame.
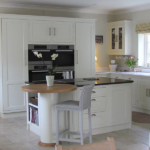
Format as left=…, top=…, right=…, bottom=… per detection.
left=95, top=36, right=103, bottom=44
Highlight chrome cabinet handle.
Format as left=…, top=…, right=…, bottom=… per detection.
left=54, top=28, right=56, bottom=36
left=92, top=91, right=96, bottom=93
left=91, top=114, right=96, bottom=116
left=146, top=89, right=148, bottom=97
left=49, top=28, right=51, bottom=35
left=76, top=50, right=79, bottom=64
left=91, top=99, right=96, bottom=101
left=24, top=50, right=28, bottom=66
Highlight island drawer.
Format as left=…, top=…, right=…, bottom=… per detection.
left=83, top=96, right=106, bottom=114
left=91, top=87, right=106, bottom=97
left=83, top=111, right=106, bottom=129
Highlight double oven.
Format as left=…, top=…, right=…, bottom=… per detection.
left=28, top=44, right=74, bottom=83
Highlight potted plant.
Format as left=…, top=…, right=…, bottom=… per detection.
left=33, top=52, right=58, bottom=86
left=124, top=56, right=138, bottom=71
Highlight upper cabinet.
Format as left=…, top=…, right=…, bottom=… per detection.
left=29, top=19, right=75, bottom=44
left=108, top=20, right=132, bottom=55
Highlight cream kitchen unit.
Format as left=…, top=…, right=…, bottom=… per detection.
left=108, top=20, right=132, bottom=55
left=0, top=14, right=95, bottom=117
left=97, top=72, right=150, bottom=114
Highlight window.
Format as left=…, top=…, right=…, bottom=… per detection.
left=138, top=34, right=150, bottom=67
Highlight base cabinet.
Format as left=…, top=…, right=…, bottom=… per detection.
left=111, top=85, right=131, bottom=125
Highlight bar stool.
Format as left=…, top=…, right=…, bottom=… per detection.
left=55, top=83, right=94, bottom=145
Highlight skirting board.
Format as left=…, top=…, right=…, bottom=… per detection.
left=0, top=111, right=26, bottom=118
left=132, top=106, right=150, bottom=115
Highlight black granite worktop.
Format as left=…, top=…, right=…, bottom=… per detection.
left=25, top=77, right=133, bottom=87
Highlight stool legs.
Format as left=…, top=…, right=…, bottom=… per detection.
left=68, top=111, right=70, bottom=139
left=79, top=111, right=84, bottom=145
left=55, top=109, right=59, bottom=145
left=88, top=108, right=92, bottom=143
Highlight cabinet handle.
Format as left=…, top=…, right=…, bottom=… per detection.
left=91, top=99, right=96, bottom=101
left=149, top=89, right=150, bottom=97
left=117, top=35, right=118, bottom=42
left=49, top=28, right=51, bottom=35
left=24, top=50, right=28, bottom=66
left=54, top=28, right=56, bottom=36
left=91, top=114, right=96, bottom=116
left=92, top=91, right=96, bottom=93
left=146, top=89, right=148, bottom=97
left=76, top=50, right=79, bottom=64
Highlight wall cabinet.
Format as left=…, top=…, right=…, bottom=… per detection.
left=108, top=21, right=132, bottom=55
left=29, top=20, right=75, bottom=44
left=2, top=19, right=28, bottom=113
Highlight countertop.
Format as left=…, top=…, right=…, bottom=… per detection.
left=96, top=71, right=150, bottom=77
left=21, top=84, right=77, bottom=93
left=25, top=77, right=133, bottom=87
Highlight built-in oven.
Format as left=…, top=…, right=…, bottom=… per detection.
left=51, top=45, right=74, bottom=67
left=28, top=44, right=74, bottom=82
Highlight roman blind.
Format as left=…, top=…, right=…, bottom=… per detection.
left=136, top=23, right=150, bottom=33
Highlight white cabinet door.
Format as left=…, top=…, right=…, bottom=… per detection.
left=111, top=85, right=131, bottom=125
left=75, top=22, right=95, bottom=78
left=53, top=21, right=74, bottom=43
left=29, top=20, right=52, bottom=43
left=2, top=19, right=28, bottom=112
left=123, top=75, right=138, bottom=106
left=137, top=78, right=150, bottom=110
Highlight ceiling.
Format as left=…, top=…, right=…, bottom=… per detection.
left=1, top=0, right=150, bottom=14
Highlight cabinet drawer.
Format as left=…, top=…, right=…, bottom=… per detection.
left=91, top=87, right=106, bottom=97
left=83, top=97, right=106, bottom=114
left=83, top=112, right=106, bottom=130
left=110, top=74, right=123, bottom=79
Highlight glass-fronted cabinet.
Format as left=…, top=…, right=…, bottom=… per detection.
left=108, top=20, right=132, bottom=55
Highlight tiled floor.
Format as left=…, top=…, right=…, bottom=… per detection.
left=0, top=116, right=149, bottom=150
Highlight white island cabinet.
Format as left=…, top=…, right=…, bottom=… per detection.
left=26, top=83, right=132, bottom=139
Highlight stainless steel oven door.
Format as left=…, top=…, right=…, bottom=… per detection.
left=29, top=70, right=48, bottom=82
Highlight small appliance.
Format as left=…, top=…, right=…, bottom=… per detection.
left=109, top=60, right=117, bottom=72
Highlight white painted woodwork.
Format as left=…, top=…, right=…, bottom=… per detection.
left=111, top=85, right=131, bottom=125
left=110, top=73, right=123, bottom=79
left=108, top=20, right=132, bottom=55
left=29, top=20, right=52, bottom=43
left=2, top=19, right=28, bottom=112
left=0, top=14, right=95, bottom=116
left=29, top=19, right=74, bottom=44
left=27, top=83, right=132, bottom=142
left=75, top=22, right=95, bottom=78
left=53, top=21, right=74, bottom=43
left=137, top=78, right=150, bottom=110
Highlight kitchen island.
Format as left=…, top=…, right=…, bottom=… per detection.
left=23, top=77, right=133, bottom=146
